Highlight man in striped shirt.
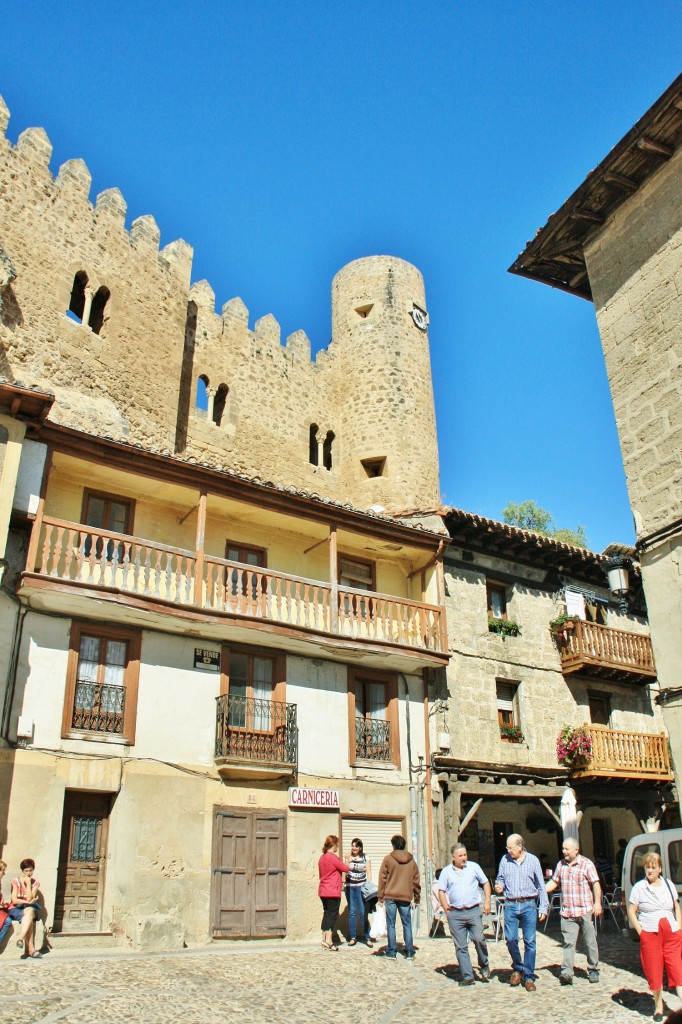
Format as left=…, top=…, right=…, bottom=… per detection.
left=495, top=833, right=549, bottom=991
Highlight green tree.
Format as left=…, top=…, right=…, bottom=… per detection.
left=552, top=525, right=589, bottom=548
left=502, top=500, right=588, bottom=549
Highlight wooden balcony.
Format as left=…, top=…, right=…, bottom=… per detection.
left=557, top=619, right=656, bottom=684
left=22, top=515, right=447, bottom=661
left=215, top=694, right=297, bottom=779
left=569, top=724, right=673, bottom=782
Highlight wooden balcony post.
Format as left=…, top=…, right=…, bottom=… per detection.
left=25, top=497, right=45, bottom=572
left=329, top=524, right=338, bottom=633
left=435, top=549, right=447, bottom=653
left=194, top=489, right=207, bottom=608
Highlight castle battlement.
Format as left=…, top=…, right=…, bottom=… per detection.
left=0, top=96, right=193, bottom=284
left=0, top=96, right=440, bottom=514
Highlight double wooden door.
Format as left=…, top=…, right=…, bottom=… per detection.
left=53, top=791, right=111, bottom=933
left=211, top=808, right=286, bottom=938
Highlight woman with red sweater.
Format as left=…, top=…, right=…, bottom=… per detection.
left=318, top=835, right=349, bottom=950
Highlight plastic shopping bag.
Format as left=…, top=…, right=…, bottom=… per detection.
left=370, top=902, right=387, bottom=940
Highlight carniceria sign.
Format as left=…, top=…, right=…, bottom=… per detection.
left=288, top=787, right=340, bottom=809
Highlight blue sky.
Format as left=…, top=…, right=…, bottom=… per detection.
left=2, top=2, right=680, bottom=552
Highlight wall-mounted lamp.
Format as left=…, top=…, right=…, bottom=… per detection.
left=604, top=554, right=631, bottom=612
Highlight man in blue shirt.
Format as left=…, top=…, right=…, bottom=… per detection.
left=438, top=842, right=492, bottom=986
left=495, top=832, right=549, bottom=991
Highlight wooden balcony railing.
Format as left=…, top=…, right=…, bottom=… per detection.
left=557, top=619, right=656, bottom=683
left=26, top=516, right=446, bottom=656
left=569, top=724, right=673, bottom=781
left=215, top=694, right=298, bottom=767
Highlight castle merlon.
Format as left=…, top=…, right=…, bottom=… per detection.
left=0, top=95, right=9, bottom=136
left=17, top=126, right=52, bottom=166
left=254, top=313, right=280, bottom=347
left=0, top=95, right=193, bottom=283
left=56, top=158, right=92, bottom=194
left=130, top=214, right=161, bottom=250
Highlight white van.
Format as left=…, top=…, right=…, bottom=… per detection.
left=622, top=829, right=682, bottom=935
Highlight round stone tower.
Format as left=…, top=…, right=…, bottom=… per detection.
left=330, top=256, right=440, bottom=514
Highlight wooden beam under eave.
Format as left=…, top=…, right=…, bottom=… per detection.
left=571, top=208, right=605, bottom=225
left=604, top=170, right=639, bottom=192
left=449, top=780, right=563, bottom=799
left=539, top=798, right=561, bottom=827
left=637, top=135, right=673, bottom=158
left=569, top=269, right=588, bottom=289
left=457, top=798, right=483, bottom=837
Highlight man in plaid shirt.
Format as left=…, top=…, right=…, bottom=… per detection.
left=546, top=837, right=602, bottom=986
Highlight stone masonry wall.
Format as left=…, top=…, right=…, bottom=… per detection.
left=584, top=144, right=682, bottom=540
left=0, top=98, right=440, bottom=513
left=438, top=546, right=663, bottom=770
left=583, top=144, right=682, bottom=771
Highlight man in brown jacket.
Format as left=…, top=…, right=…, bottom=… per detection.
left=378, top=835, right=420, bottom=959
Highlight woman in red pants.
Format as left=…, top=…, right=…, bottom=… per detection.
left=628, top=852, right=682, bottom=1021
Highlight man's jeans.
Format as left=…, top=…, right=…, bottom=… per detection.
left=503, top=899, right=539, bottom=981
left=446, top=906, right=489, bottom=982
left=384, top=899, right=414, bottom=957
left=560, top=913, right=599, bottom=977
left=346, top=886, right=370, bottom=940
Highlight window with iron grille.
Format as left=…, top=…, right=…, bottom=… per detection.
left=216, top=647, right=295, bottom=765
left=62, top=622, right=141, bottom=743
left=348, top=669, right=399, bottom=766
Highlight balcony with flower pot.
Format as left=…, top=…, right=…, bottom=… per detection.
left=557, top=723, right=672, bottom=782
left=550, top=616, right=656, bottom=685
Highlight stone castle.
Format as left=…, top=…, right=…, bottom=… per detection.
left=0, top=95, right=440, bottom=514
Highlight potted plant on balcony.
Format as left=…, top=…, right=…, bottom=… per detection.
left=488, top=617, right=521, bottom=638
left=549, top=614, right=578, bottom=643
left=500, top=724, right=524, bottom=743
left=557, top=724, right=592, bottom=769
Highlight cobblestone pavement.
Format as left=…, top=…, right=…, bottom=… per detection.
left=0, top=922, right=678, bottom=1024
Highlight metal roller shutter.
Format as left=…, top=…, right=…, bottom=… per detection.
left=340, top=817, right=406, bottom=869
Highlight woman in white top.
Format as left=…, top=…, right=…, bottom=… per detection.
left=628, top=851, right=682, bottom=1021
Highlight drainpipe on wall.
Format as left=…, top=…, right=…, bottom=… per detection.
left=400, top=672, right=421, bottom=935
left=1, top=599, right=27, bottom=742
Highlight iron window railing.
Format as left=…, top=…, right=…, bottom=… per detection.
left=215, top=694, right=298, bottom=766
left=355, top=716, right=391, bottom=761
left=72, top=682, right=125, bottom=734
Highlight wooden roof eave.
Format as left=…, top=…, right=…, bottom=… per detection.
left=0, top=381, right=55, bottom=423
left=508, top=73, right=682, bottom=300
left=444, top=510, right=608, bottom=585
left=33, top=422, right=446, bottom=551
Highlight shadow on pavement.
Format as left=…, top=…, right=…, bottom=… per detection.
left=612, top=986, right=653, bottom=1017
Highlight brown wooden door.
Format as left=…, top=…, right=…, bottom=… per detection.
left=211, top=807, right=286, bottom=938
left=53, top=791, right=111, bottom=933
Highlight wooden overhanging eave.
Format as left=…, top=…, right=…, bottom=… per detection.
left=32, top=422, right=446, bottom=551
left=444, top=507, right=609, bottom=587
left=508, top=73, right=682, bottom=300
left=0, top=381, right=55, bottom=423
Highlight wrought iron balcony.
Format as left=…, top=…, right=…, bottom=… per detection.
left=556, top=619, right=656, bottom=684
left=25, top=515, right=447, bottom=660
left=355, top=716, right=391, bottom=762
left=569, top=724, right=673, bottom=782
left=71, top=681, right=125, bottom=734
left=215, top=694, right=298, bottom=775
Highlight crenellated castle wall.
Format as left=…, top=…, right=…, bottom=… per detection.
left=0, top=96, right=440, bottom=512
